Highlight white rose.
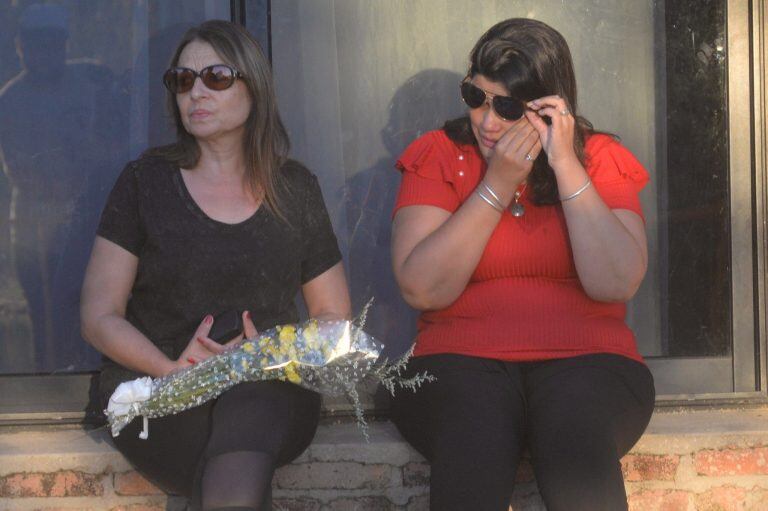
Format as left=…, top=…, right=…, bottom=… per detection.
left=107, top=376, right=153, bottom=416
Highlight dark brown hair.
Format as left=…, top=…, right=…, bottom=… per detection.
left=444, top=18, right=599, bottom=204
left=145, top=20, right=290, bottom=218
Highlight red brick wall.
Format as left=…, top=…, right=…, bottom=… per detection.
left=4, top=426, right=768, bottom=510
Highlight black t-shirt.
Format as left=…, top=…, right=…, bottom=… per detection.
left=96, top=155, right=342, bottom=397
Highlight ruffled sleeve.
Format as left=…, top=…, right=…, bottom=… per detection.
left=393, top=131, right=462, bottom=214
left=585, top=134, right=650, bottom=219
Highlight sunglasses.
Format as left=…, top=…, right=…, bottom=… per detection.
left=460, top=81, right=525, bottom=122
left=163, top=64, right=243, bottom=94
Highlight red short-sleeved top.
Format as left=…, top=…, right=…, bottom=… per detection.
left=393, top=130, right=649, bottom=363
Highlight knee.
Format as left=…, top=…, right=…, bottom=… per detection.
left=531, top=418, right=619, bottom=467
left=427, top=432, right=521, bottom=511
left=208, top=382, right=320, bottom=463
left=529, top=427, right=628, bottom=511
left=216, top=381, right=319, bottom=419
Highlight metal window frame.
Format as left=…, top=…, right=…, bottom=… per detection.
left=230, top=0, right=247, bottom=25
left=730, top=0, right=760, bottom=393
left=754, top=0, right=768, bottom=396
left=635, top=0, right=765, bottom=401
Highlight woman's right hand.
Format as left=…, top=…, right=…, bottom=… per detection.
left=170, top=311, right=258, bottom=374
left=484, top=117, right=542, bottom=200
left=391, top=120, right=539, bottom=311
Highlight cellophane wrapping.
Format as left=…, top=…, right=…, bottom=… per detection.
left=106, top=317, right=431, bottom=440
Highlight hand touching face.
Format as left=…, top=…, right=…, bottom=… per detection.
left=467, top=74, right=524, bottom=161
left=466, top=75, right=542, bottom=188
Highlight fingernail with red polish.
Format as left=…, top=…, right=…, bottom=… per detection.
left=245, top=310, right=251, bottom=320
left=204, top=315, right=213, bottom=325
left=187, top=357, right=196, bottom=365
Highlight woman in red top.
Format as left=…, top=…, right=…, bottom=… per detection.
left=391, top=18, right=655, bottom=511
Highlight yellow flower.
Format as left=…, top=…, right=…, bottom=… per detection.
left=242, top=342, right=256, bottom=353
left=303, top=320, right=319, bottom=346
left=258, top=338, right=270, bottom=348
left=279, top=325, right=297, bottom=344
left=284, top=362, right=302, bottom=384
left=259, top=343, right=279, bottom=366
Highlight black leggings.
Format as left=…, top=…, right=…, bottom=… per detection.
left=107, top=380, right=320, bottom=509
left=391, top=353, right=655, bottom=511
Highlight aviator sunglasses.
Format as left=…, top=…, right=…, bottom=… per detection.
left=163, top=64, right=243, bottom=94
left=460, top=81, right=525, bottom=122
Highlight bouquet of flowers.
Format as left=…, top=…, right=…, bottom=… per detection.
left=106, top=315, right=431, bottom=441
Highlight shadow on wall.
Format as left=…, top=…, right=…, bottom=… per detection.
left=343, top=68, right=465, bottom=359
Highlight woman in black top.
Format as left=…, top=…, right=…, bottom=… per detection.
left=81, top=21, right=350, bottom=511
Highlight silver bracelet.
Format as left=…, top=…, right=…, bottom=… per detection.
left=481, top=181, right=503, bottom=206
left=560, top=178, right=592, bottom=202
left=476, top=189, right=503, bottom=212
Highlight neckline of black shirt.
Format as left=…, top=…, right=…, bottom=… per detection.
left=171, top=166, right=268, bottom=230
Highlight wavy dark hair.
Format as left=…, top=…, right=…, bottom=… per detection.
left=444, top=18, right=599, bottom=205
left=145, top=20, right=290, bottom=218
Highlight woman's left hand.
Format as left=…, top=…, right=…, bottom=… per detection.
left=525, top=95, right=578, bottom=170
left=188, top=311, right=259, bottom=365
left=222, top=310, right=259, bottom=345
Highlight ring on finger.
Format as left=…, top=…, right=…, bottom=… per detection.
left=560, top=108, right=570, bottom=116
left=525, top=153, right=534, bottom=161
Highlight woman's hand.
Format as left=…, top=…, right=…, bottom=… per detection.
left=484, top=118, right=542, bottom=198
left=172, top=311, right=258, bottom=373
left=525, top=96, right=648, bottom=302
left=525, top=95, right=578, bottom=171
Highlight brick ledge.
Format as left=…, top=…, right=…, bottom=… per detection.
left=1, top=408, right=768, bottom=510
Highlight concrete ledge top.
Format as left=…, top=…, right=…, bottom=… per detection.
left=633, top=407, right=768, bottom=453
left=1, top=408, right=768, bottom=475
left=0, top=420, right=418, bottom=475
left=647, top=407, right=768, bottom=435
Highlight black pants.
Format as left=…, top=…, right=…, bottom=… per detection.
left=391, top=353, right=655, bottom=511
left=106, top=380, right=321, bottom=504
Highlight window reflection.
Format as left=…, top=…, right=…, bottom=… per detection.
left=0, top=3, right=125, bottom=373
left=0, top=1, right=228, bottom=374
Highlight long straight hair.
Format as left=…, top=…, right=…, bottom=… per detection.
left=445, top=18, right=599, bottom=205
left=146, top=20, right=290, bottom=218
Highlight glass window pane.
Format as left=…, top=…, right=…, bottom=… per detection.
left=658, top=0, right=730, bottom=357
left=0, top=1, right=229, bottom=374
left=270, top=0, right=738, bottom=392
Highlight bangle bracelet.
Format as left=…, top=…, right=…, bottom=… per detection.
left=481, top=181, right=503, bottom=205
left=560, top=178, right=592, bottom=202
left=476, top=189, right=503, bottom=212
